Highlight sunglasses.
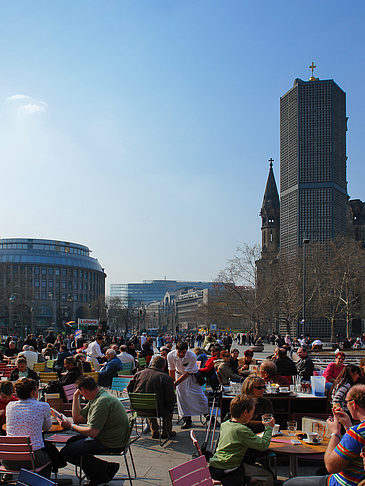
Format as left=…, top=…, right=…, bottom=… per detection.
left=253, top=386, right=266, bottom=390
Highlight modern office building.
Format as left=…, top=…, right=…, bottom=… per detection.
left=110, top=279, right=214, bottom=307
left=0, top=238, right=106, bottom=334
left=280, top=76, right=348, bottom=255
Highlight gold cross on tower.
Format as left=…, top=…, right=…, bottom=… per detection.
left=309, top=62, right=317, bottom=81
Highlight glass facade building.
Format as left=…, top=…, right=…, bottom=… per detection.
left=110, top=280, right=214, bottom=307
left=280, top=78, right=347, bottom=256
left=0, top=238, right=106, bottom=334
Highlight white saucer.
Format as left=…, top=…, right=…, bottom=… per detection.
left=303, top=438, right=321, bottom=445
left=272, top=432, right=282, bottom=436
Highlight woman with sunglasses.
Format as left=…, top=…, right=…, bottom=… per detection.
left=323, top=351, right=346, bottom=391
left=241, top=375, right=274, bottom=433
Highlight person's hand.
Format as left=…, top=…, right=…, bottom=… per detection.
left=73, top=389, right=82, bottom=399
left=59, top=418, right=72, bottom=430
left=326, top=416, right=341, bottom=435
left=333, top=408, right=352, bottom=430
left=263, top=417, right=275, bottom=428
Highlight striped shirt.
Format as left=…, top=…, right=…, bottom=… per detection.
left=329, top=420, right=365, bottom=486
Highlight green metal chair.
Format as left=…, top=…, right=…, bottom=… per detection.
left=128, top=392, right=166, bottom=446
left=137, top=357, right=147, bottom=369
left=76, top=412, right=137, bottom=486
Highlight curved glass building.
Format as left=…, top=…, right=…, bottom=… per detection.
left=0, top=238, right=106, bottom=334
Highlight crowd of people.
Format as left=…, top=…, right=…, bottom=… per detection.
left=0, top=329, right=365, bottom=486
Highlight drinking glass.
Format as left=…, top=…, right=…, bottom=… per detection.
left=287, top=420, right=297, bottom=436
left=314, top=422, right=325, bottom=442
left=262, top=414, right=273, bottom=424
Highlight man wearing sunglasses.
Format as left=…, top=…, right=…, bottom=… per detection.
left=284, top=384, right=365, bottom=486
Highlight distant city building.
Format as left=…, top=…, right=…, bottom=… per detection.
left=109, top=280, right=214, bottom=307
left=0, top=238, right=106, bottom=334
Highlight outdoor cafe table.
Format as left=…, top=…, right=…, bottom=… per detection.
left=267, top=429, right=328, bottom=477
left=222, top=390, right=329, bottom=426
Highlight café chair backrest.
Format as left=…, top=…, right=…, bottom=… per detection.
left=169, top=455, right=216, bottom=486
left=39, top=372, right=58, bottom=384
left=17, top=468, right=56, bottom=486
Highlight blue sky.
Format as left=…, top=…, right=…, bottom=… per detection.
left=0, top=1, right=364, bottom=290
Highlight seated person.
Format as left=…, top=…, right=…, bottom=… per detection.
left=0, top=381, right=17, bottom=430
left=18, top=345, right=38, bottom=370
left=214, top=350, right=242, bottom=385
left=75, top=353, right=92, bottom=373
left=274, top=348, right=297, bottom=377
left=43, top=356, right=82, bottom=398
left=238, top=349, right=256, bottom=373
left=59, top=376, right=129, bottom=485
left=241, top=376, right=274, bottom=433
left=54, top=344, right=72, bottom=375
left=229, top=349, right=240, bottom=375
left=127, top=355, right=176, bottom=439
left=10, top=357, right=39, bottom=384
left=259, top=360, right=290, bottom=387
left=3, top=341, right=19, bottom=361
left=5, top=378, right=53, bottom=477
left=199, top=345, right=221, bottom=389
left=98, top=349, right=123, bottom=388
left=209, top=394, right=274, bottom=486
left=42, top=343, right=58, bottom=360
left=117, top=345, right=136, bottom=366
left=139, top=343, right=154, bottom=365
left=323, top=352, right=346, bottom=391
left=192, top=348, right=209, bottom=368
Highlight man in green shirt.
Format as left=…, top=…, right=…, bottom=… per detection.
left=60, top=375, right=129, bottom=486
left=209, top=394, right=274, bottom=486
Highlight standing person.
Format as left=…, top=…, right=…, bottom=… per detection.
left=167, top=341, right=208, bottom=430
left=59, top=376, right=129, bottom=486
left=209, top=394, right=274, bottom=486
left=284, top=384, right=365, bottom=486
left=156, top=334, right=164, bottom=350
left=223, top=333, right=233, bottom=352
left=45, top=331, right=56, bottom=345
left=36, top=335, right=46, bottom=352
left=86, top=335, right=104, bottom=371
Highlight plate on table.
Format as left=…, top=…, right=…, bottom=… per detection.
left=303, top=438, right=322, bottom=445
left=272, top=431, right=283, bottom=437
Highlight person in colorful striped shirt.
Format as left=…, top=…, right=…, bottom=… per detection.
left=285, top=384, right=365, bottom=486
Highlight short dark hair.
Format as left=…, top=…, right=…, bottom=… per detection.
left=16, top=357, right=27, bottom=366
left=231, top=349, right=239, bottom=354
left=176, top=341, right=188, bottom=351
left=76, top=375, right=98, bottom=391
left=0, top=381, right=14, bottom=396
left=347, top=384, right=365, bottom=409
left=15, top=378, right=38, bottom=399
left=230, top=394, right=256, bottom=419
left=278, top=348, right=287, bottom=358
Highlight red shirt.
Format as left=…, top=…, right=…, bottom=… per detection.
left=0, top=395, right=18, bottom=426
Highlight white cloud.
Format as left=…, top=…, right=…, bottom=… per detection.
left=7, top=94, right=32, bottom=102
left=6, top=94, right=48, bottom=115
left=18, top=103, right=47, bottom=114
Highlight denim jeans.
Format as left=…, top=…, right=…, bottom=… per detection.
left=284, top=475, right=329, bottom=486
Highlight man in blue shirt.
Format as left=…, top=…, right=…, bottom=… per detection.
left=98, top=349, right=123, bottom=387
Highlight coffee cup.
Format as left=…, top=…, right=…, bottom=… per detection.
left=272, top=424, right=280, bottom=435
left=306, top=432, right=320, bottom=444
left=279, top=387, right=289, bottom=393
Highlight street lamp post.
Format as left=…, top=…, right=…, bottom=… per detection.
left=302, top=238, right=310, bottom=337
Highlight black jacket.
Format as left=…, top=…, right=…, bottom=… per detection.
left=275, top=356, right=297, bottom=376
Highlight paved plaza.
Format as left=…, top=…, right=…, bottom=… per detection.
left=53, top=343, right=320, bottom=485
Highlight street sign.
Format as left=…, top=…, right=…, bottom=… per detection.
left=78, top=318, right=99, bottom=330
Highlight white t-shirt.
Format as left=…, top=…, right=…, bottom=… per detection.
left=86, top=341, right=104, bottom=358
left=117, top=352, right=135, bottom=364
left=167, top=350, right=198, bottom=375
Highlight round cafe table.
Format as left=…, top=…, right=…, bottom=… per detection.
left=2, top=423, right=63, bottom=433
left=268, top=429, right=328, bottom=478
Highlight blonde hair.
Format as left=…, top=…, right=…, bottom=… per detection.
left=241, top=375, right=265, bottom=396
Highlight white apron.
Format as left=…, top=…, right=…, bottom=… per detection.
left=176, top=372, right=208, bottom=417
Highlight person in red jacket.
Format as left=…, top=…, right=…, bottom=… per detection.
left=199, top=345, right=221, bottom=388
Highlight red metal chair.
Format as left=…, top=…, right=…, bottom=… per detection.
left=0, top=436, right=52, bottom=479
left=169, top=455, right=217, bottom=486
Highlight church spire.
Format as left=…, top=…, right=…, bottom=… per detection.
left=260, top=158, right=280, bottom=257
